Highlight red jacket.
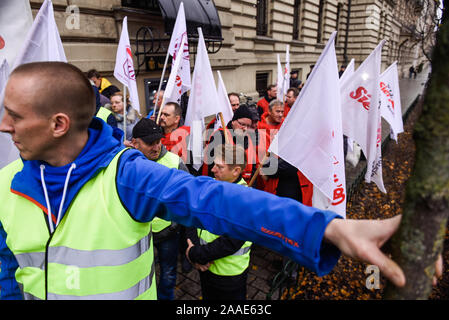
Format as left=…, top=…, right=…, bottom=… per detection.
left=263, top=170, right=313, bottom=207
left=201, top=127, right=270, bottom=186
left=161, top=125, right=190, bottom=162
left=257, top=112, right=283, bottom=141
left=257, top=97, right=270, bottom=115
left=284, top=102, right=291, bottom=118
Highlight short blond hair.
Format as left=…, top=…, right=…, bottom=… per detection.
left=215, top=144, right=247, bottom=172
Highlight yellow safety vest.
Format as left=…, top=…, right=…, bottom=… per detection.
left=197, top=178, right=252, bottom=276
left=95, top=107, right=112, bottom=122
left=0, top=149, right=156, bottom=300
left=152, top=151, right=180, bottom=233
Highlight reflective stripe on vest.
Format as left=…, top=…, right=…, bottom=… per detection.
left=197, top=178, right=252, bottom=276
left=0, top=149, right=157, bottom=300
left=96, top=107, right=112, bottom=122
left=152, top=151, right=180, bottom=233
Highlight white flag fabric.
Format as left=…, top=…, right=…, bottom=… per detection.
left=269, top=32, right=346, bottom=217
left=168, top=2, right=191, bottom=96
left=340, top=58, right=356, bottom=154
left=276, top=54, right=283, bottom=101
left=380, top=61, right=403, bottom=142
left=339, top=58, right=354, bottom=84
left=185, top=28, right=220, bottom=168
left=0, top=0, right=33, bottom=67
left=0, top=60, right=9, bottom=100
left=1, top=0, right=64, bottom=169
left=282, top=45, right=290, bottom=100
left=216, top=70, right=234, bottom=129
left=0, top=59, right=19, bottom=169
left=114, top=16, right=140, bottom=113
left=13, top=0, right=67, bottom=69
left=340, top=41, right=386, bottom=193
left=163, top=36, right=186, bottom=104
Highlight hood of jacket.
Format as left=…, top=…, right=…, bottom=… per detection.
left=11, top=118, right=125, bottom=224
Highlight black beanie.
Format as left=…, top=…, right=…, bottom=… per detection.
left=232, top=104, right=254, bottom=121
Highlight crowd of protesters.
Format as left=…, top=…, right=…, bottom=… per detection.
left=1, top=62, right=430, bottom=301
left=83, top=68, right=332, bottom=300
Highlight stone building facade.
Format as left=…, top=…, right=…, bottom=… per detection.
left=29, top=0, right=433, bottom=115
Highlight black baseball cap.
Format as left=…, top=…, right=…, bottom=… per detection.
left=132, top=118, right=165, bottom=144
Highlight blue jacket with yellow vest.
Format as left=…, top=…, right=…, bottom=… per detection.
left=0, top=118, right=341, bottom=299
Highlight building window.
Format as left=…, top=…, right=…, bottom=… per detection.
left=256, top=72, right=269, bottom=97
left=256, top=0, right=268, bottom=36
left=293, top=0, right=302, bottom=40
left=317, top=0, right=325, bottom=43
left=121, top=0, right=160, bottom=12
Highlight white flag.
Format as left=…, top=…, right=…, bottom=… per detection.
left=341, top=41, right=386, bottom=193
left=269, top=32, right=346, bottom=217
left=163, top=36, right=186, bottom=104
left=13, top=0, right=67, bottom=69
left=0, top=59, right=19, bottom=169
left=380, top=61, right=403, bottom=142
left=340, top=58, right=356, bottom=154
left=114, top=16, right=140, bottom=113
left=185, top=28, right=220, bottom=168
left=0, top=0, right=33, bottom=67
left=216, top=71, right=234, bottom=129
left=276, top=54, right=283, bottom=101
left=282, top=45, right=290, bottom=100
left=339, top=58, right=355, bottom=84
left=168, top=2, right=191, bottom=96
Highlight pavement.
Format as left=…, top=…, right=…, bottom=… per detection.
left=168, top=65, right=431, bottom=301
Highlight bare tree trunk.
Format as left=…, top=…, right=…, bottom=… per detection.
left=384, top=8, right=449, bottom=299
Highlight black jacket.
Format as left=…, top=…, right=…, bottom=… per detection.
left=186, top=177, right=246, bottom=265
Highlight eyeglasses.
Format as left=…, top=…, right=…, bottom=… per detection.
left=236, top=119, right=251, bottom=128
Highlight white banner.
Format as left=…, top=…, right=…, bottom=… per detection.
left=114, top=16, right=140, bottom=113
left=13, top=0, right=67, bottom=68
left=340, top=41, right=386, bottom=193
left=0, top=59, right=19, bottom=169
left=276, top=54, right=283, bottom=101
left=163, top=36, right=186, bottom=104
left=380, top=61, right=403, bottom=142
left=185, top=27, right=220, bottom=168
left=216, top=70, right=234, bottom=129
left=0, top=0, right=33, bottom=67
left=168, top=2, right=191, bottom=96
left=339, top=58, right=355, bottom=85
left=269, top=32, right=346, bottom=217
left=1, top=0, right=65, bottom=169
left=282, top=45, right=290, bottom=100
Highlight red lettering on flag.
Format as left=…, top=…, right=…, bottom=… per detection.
left=0, top=35, right=5, bottom=50
left=349, top=86, right=371, bottom=111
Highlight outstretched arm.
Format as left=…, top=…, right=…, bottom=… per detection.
left=323, top=215, right=443, bottom=287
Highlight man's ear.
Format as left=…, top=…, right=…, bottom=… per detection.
left=232, top=166, right=242, bottom=178
left=51, top=113, right=71, bottom=138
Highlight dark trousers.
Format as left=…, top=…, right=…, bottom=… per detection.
left=199, top=269, right=248, bottom=300
left=154, top=232, right=180, bottom=300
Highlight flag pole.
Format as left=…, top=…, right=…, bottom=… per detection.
left=123, top=85, right=127, bottom=141
left=248, top=152, right=270, bottom=188
left=156, top=96, right=166, bottom=125
left=154, top=51, right=170, bottom=115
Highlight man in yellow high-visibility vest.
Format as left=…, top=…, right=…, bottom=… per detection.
left=131, top=118, right=188, bottom=300
left=186, top=144, right=252, bottom=300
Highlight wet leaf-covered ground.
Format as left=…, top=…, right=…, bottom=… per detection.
left=283, top=99, right=449, bottom=300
